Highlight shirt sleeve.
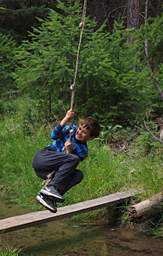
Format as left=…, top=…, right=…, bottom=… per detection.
left=73, top=143, right=88, bottom=161
left=50, top=124, right=71, bottom=139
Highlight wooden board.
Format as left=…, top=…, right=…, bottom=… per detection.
left=0, top=190, right=138, bottom=234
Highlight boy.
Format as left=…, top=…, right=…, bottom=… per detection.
left=32, top=109, right=100, bottom=213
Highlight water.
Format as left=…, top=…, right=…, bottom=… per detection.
left=1, top=200, right=163, bottom=256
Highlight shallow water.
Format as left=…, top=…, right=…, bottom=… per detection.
left=1, top=200, right=163, bottom=256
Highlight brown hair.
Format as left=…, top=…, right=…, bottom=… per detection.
left=79, top=117, right=100, bottom=138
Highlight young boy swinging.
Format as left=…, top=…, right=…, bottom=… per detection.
left=32, top=109, right=100, bottom=212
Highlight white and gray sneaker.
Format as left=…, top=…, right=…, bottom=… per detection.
left=40, top=185, right=64, bottom=201
left=36, top=193, right=57, bottom=213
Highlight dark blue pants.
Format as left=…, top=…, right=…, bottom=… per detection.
left=32, top=147, right=83, bottom=195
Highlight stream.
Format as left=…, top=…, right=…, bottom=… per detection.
left=1, top=200, right=163, bottom=256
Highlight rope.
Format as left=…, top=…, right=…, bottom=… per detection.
left=70, top=0, right=88, bottom=110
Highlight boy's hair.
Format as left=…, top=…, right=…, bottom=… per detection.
left=79, top=117, right=100, bottom=138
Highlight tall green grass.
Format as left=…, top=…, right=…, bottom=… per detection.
left=0, top=249, right=20, bottom=256
left=0, top=117, right=163, bottom=211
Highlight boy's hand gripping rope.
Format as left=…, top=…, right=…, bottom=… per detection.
left=70, top=0, right=88, bottom=110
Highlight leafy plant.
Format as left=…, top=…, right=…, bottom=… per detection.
left=0, top=33, right=17, bottom=117
left=13, top=3, right=163, bottom=126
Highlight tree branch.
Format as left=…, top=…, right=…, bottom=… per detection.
left=143, top=121, right=163, bottom=144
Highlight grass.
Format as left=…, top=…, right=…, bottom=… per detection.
left=0, top=117, right=163, bottom=256
left=0, top=248, right=20, bottom=256
left=0, top=116, right=162, bottom=210
left=0, top=116, right=163, bottom=231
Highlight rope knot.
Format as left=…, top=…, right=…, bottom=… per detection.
left=79, top=22, right=83, bottom=28
left=70, top=83, right=75, bottom=91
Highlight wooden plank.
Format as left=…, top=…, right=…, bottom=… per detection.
left=0, top=190, right=138, bottom=234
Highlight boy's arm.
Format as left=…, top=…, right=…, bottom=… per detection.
left=64, top=140, right=88, bottom=160
left=60, top=109, right=75, bottom=127
left=71, top=143, right=88, bottom=161
left=51, top=109, right=75, bottom=139
left=64, top=140, right=73, bottom=154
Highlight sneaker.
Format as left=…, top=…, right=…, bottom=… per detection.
left=36, top=193, right=57, bottom=213
left=40, top=185, right=64, bottom=201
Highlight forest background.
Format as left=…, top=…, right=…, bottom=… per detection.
left=0, top=0, right=163, bottom=237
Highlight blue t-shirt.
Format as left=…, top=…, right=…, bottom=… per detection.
left=50, top=124, right=88, bottom=161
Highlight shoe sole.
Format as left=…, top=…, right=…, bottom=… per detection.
left=40, top=188, right=64, bottom=201
left=36, top=195, right=57, bottom=213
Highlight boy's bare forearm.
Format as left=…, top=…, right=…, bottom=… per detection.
left=60, top=117, right=69, bottom=127
left=60, top=109, right=75, bottom=127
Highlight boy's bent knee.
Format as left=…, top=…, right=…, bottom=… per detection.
left=35, top=170, right=47, bottom=180
left=32, top=150, right=46, bottom=171
left=32, top=156, right=40, bottom=171
left=70, top=154, right=80, bottom=165
left=77, top=170, right=84, bottom=182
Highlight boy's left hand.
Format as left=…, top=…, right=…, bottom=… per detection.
left=64, top=140, right=73, bottom=153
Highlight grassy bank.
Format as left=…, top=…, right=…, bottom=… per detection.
left=0, top=117, right=162, bottom=211
left=0, top=117, right=163, bottom=256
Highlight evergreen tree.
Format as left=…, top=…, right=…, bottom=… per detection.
left=13, top=2, right=163, bottom=125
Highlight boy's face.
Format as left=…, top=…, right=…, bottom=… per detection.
left=75, top=124, right=92, bottom=142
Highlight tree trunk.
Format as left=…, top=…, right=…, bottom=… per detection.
left=127, top=0, right=140, bottom=28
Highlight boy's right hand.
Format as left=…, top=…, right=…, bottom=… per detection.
left=60, top=109, right=76, bottom=126
left=65, top=109, right=75, bottom=121
left=64, top=140, right=73, bottom=154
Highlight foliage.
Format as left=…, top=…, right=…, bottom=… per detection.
left=13, top=97, right=42, bottom=135
left=0, top=117, right=162, bottom=209
left=78, top=22, right=153, bottom=124
left=0, top=33, right=17, bottom=117
left=0, top=117, right=48, bottom=208
left=13, top=2, right=163, bottom=125
left=0, top=7, right=50, bottom=41
left=0, top=0, right=163, bottom=244
left=142, top=15, right=163, bottom=65
left=14, top=2, right=83, bottom=122
left=133, top=129, right=163, bottom=157
left=141, top=15, right=163, bottom=113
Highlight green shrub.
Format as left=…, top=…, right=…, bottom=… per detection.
left=13, top=3, right=163, bottom=126
left=0, top=33, right=17, bottom=117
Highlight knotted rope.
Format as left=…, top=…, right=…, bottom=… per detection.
left=70, top=0, right=88, bottom=110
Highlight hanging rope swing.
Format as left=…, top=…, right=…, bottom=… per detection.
left=70, top=0, right=88, bottom=110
